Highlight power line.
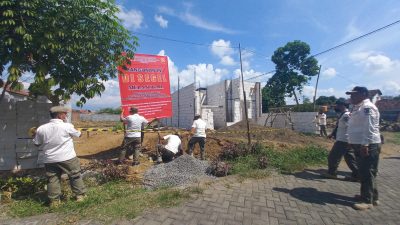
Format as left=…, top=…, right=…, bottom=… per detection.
left=312, top=19, right=400, bottom=57
left=133, top=32, right=271, bottom=59
left=133, top=32, right=239, bottom=49
left=245, top=19, right=400, bottom=81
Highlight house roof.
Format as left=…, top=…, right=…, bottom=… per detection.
left=376, top=99, right=400, bottom=111
left=368, top=89, right=382, bottom=97
left=5, top=87, right=29, bottom=97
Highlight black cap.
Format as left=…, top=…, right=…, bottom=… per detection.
left=345, top=86, right=368, bottom=96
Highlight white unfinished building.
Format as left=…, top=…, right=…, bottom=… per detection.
left=162, top=78, right=262, bottom=130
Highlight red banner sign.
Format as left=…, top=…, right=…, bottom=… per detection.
left=118, top=53, right=172, bottom=119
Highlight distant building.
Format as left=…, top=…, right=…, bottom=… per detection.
left=376, top=98, right=400, bottom=121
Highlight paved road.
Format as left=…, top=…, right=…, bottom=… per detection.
left=133, top=156, right=400, bottom=225
left=2, top=156, right=400, bottom=225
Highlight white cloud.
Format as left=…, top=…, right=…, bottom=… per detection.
left=74, top=79, right=121, bottom=109
left=159, top=50, right=229, bottom=91
left=234, top=69, right=267, bottom=81
left=157, top=5, right=236, bottom=34
left=154, top=14, right=168, bottom=28
left=117, top=5, right=143, bottom=30
left=350, top=51, right=399, bottom=74
left=381, top=81, right=400, bottom=96
left=220, top=56, right=235, bottom=66
left=322, top=67, right=337, bottom=79
left=210, top=39, right=237, bottom=66
left=211, top=40, right=234, bottom=58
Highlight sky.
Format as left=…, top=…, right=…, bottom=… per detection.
left=17, top=0, right=400, bottom=109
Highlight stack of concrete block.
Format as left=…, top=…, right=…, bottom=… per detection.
left=201, top=109, right=214, bottom=130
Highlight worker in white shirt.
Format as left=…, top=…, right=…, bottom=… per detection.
left=156, top=131, right=183, bottom=163
left=323, top=99, right=358, bottom=181
left=318, top=110, right=327, bottom=137
left=188, top=114, right=207, bottom=160
left=120, top=107, right=148, bottom=166
left=33, top=106, right=86, bottom=207
left=346, top=86, right=381, bottom=210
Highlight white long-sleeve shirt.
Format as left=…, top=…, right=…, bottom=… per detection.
left=348, top=99, right=381, bottom=145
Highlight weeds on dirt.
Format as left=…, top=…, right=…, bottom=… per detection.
left=225, top=142, right=328, bottom=176
left=0, top=176, right=46, bottom=201
left=6, top=181, right=197, bottom=222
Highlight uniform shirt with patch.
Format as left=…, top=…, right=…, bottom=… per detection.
left=122, top=114, right=148, bottom=138
left=163, top=134, right=182, bottom=154
left=33, top=119, right=81, bottom=163
left=348, top=99, right=381, bottom=145
left=335, top=110, right=350, bottom=143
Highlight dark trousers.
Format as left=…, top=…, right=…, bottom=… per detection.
left=352, top=143, right=381, bottom=204
left=45, top=157, right=86, bottom=200
left=320, top=125, right=327, bottom=136
left=120, top=137, right=141, bottom=162
left=157, top=144, right=175, bottom=162
left=328, top=141, right=358, bottom=177
left=188, top=137, right=206, bottom=157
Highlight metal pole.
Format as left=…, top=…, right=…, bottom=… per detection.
left=239, top=43, right=251, bottom=146
left=313, top=65, right=322, bottom=111
left=178, top=75, right=180, bottom=128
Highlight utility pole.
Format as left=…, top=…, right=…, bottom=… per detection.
left=313, top=65, right=322, bottom=112
left=239, top=43, right=251, bottom=147
left=178, top=75, right=180, bottom=127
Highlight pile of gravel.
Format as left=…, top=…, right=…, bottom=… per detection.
left=143, top=155, right=212, bottom=189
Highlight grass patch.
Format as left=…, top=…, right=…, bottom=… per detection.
left=5, top=181, right=196, bottom=222
left=228, top=144, right=328, bottom=176
left=385, top=132, right=400, bottom=145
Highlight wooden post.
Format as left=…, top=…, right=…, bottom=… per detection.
left=313, top=65, right=322, bottom=111
left=239, top=43, right=251, bottom=147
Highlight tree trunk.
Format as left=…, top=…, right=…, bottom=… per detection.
left=292, top=90, right=299, bottom=106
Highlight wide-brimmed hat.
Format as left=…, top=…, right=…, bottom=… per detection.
left=50, top=106, right=71, bottom=113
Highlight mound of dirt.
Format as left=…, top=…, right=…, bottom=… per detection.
left=214, top=120, right=331, bottom=149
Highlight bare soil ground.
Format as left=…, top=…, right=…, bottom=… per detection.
left=72, top=121, right=399, bottom=182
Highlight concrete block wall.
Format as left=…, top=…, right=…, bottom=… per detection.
left=205, top=81, right=227, bottom=129
left=257, top=112, right=318, bottom=133
left=162, top=83, right=195, bottom=130
left=0, top=100, right=51, bottom=170
left=80, top=113, right=120, bottom=122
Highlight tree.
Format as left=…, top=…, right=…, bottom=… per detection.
left=0, top=0, right=138, bottom=106
left=315, top=95, right=337, bottom=105
left=261, top=75, right=286, bottom=112
left=264, top=40, right=319, bottom=106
